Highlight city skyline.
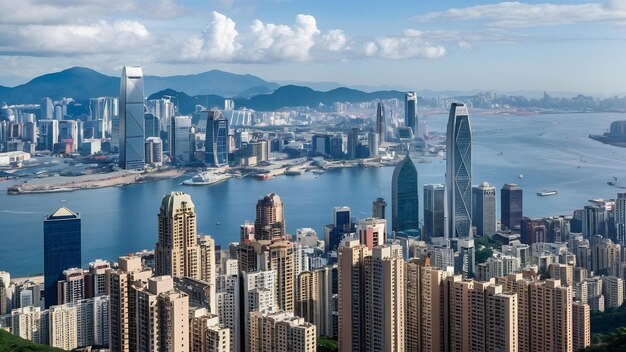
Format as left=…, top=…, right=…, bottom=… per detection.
left=0, top=1, right=625, bottom=94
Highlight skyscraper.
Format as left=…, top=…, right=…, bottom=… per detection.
left=616, top=192, right=626, bottom=246
left=501, top=183, right=523, bottom=232
left=325, top=206, right=353, bottom=252
left=376, top=101, right=385, bottom=143
left=44, top=207, right=81, bottom=308
left=37, top=120, right=58, bottom=151
left=423, top=184, right=445, bottom=240
left=392, top=154, right=419, bottom=237
left=155, top=192, right=200, bottom=279
left=446, top=103, right=472, bottom=238
left=41, top=97, right=53, bottom=120
left=372, top=197, right=386, bottom=219
left=347, top=127, right=360, bottom=159
left=404, top=92, right=417, bottom=134
left=204, top=110, right=229, bottom=167
left=472, top=182, right=497, bottom=236
left=254, top=193, right=285, bottom=241
left=119, top=66, right=145, bottom=170
left=170, top=115, right=192, bottom=163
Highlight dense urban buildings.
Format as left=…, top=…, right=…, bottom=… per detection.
left=446, top=103, right=473, bottom=239
left=118, top=66, right=145, bottom=170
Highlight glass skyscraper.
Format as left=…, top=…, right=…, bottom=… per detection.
left=446, top=103, right=472, bottom=238
left=423, top=184, right=445, bottom=241
left=119, top=66, right=145, bottom=170
left=392, top=154, right=420, bottom=237
left=376, top=101, right=385, bottom=143
left=44, top=207, right=81, bottom=308
left=501, top=183, right=523, bottom=232
left=404, top=92, right=417, bottom=135
left=204, top=110, right=229, bottom=167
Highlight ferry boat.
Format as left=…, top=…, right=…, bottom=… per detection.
left=537, top=190, right=558, bottom=197
left=182, top=171, right=231, bottom=186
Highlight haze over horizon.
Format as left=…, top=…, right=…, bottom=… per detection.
left=0, top=0, right=625, bottom=95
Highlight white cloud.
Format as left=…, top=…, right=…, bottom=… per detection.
left=0, top=21, right=152, bottom=56
left=362, top=30, right=447, bottom=59
left=318, top=29, right=348, bottom=52
left=181, top=11, right=240, bottom=61
left=417, top=1, right=626, bottom=27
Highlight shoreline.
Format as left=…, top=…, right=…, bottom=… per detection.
left=7, top=168, right=187, bottom=195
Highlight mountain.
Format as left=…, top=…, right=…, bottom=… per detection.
left=0, top=67, right=119, bottom=103
left=150, top=85, right=405, bottom=114
left=145, top=70, right=279, bottom=97
left=0, top=67, right=279, bottom=104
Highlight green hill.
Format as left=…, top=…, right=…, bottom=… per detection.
left=0, top=329, right=65, bottom=352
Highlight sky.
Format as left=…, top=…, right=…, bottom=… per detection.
left=0, top=0, right=625, bottom=94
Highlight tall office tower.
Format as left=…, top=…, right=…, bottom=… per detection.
left=144, top=137, right=164, bottom=166
left=404, top=92, right=417, bottom=134
left=216, top=273, right=240, bottom=351
left=57, top=268, right=85, bottom=305
left=338, top=240, right=370, bottom=352
left=472, top=182, right=497, bottom=236
left=603, top=276, right=624, bottom=309
left=582, top=205, right=608, bottom=238
left=392, top=154, right=419, bottom=237
left=155, top=192, right=200, bottom=279
left=119, top=66, right=145, bottom=170
left=249, top=310, right=316, bottom=352
left=198, top=235, right=217, bottom=314
left=296, top=271, right=318, bottom=327
left=131, top=276, right=189, bottom=352
left=144, top=113, right=160, bottom=138
left=106, top=255, right=152, bottom=352
left=170, top=115, right=192, bottom=163
left=44, top=207, right=81, bottom=309
left=204, top=110, right=229, bottom=167
left=111, top=114, right=120, bottom=151
left=48, top=304, right=78, bottom=350
left=254, top=193, right=285, bottom=241
left=423, top=184, right=446, bottom=241
left=85, top=260, right=109, bottom=298
left=357, top=217, right=386, bottom=249
left=190, top=307, right=231, bottom=352
left=37, top=119, right=58, bottom=151
left=58, top=120, right=79, bottom=152
left=376, top=101, right=386, bottom=143
left=269, top=240, right=296, bottom=313
left=41, top=97, right=53, bottom=120
left=347, top=127, right=360, bottom=159
left=372, top=197, right=386, bottom=219
left=446, top=103, right=472, bottom=239
left=368, top=132, right=379, bottom=157
left=501, top=183, right=523, bottom=232
left=324, top=206, right=353, bottom=253
left=616, top=193, right=626, bottom=246
left=0, top=271, right=9, bottom=315
left=572, top=302, right=591, bottom=351
left=365, top=244, right=405, bottom=352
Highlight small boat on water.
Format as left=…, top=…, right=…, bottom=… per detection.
left=537, top=190, right=558, bottom=196
left=182, top=171, right=231, bottom=186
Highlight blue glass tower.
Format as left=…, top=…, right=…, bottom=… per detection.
left=404, top=92, right=417, bottom=135
left=204, top=110, right=229, bottom=167
left=392, top=154, right=420, bottom=237
left=44, top=207, right=81, bottom=308
left=446, top=103, right=472, bottom=238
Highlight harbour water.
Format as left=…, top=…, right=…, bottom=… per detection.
left=1, top=112, right=626, bottom=276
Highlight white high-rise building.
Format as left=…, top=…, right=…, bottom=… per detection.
left=472, top=182, right=497, bottom=236
left=119, top=66, right=145, bottom=170
left=48, top=304, right=78, bottom=350
left=216, top=273, right=239, bottom=352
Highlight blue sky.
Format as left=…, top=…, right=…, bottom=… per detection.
left=0, top=0, right=625, bottom=94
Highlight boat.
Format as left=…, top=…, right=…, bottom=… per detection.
left=182, top=171, right=231, bottom=186
left=537, top=190, right=558, bottom=196
left=518, top=174, right=524, bottom=179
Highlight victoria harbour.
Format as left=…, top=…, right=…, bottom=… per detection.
left=1, top=111, right=624, bottom=276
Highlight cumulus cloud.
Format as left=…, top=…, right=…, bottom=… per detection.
left=181, top=11, right=240, bottom=61
left=417, top=1, right=626, bottom=27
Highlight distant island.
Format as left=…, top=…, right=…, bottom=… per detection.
left=590, top=120, right=626, bottom=147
